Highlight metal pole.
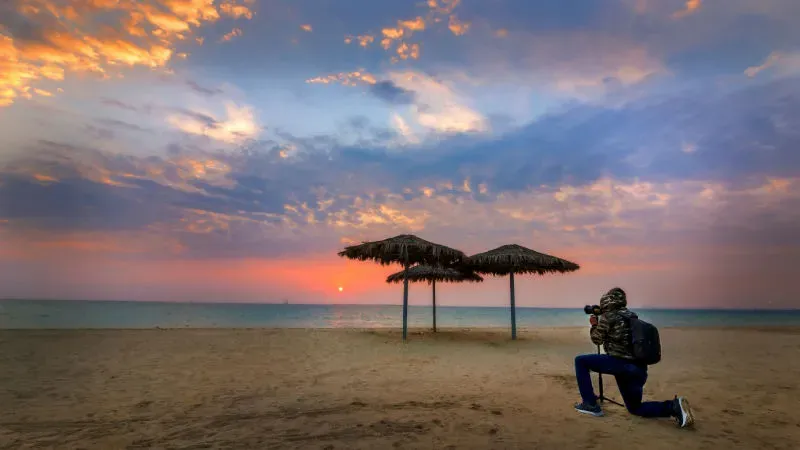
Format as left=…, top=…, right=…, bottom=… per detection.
left=402, top=255, right=409, bottom=341
left=597, top=344, right=604, bottom=402
left=432, top=280, right=437, bottom=332
left=510, top=272, right=517, bottom=340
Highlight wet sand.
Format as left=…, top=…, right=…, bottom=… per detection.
left=1, top=327, right=799, bottom=449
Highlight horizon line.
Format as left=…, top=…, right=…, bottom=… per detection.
left=1, top=298, right=797, bottom=312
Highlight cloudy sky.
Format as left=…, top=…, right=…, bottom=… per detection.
left=1, top=0, right=798, bottom=309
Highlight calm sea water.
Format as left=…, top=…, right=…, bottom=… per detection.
left=1, top=300, right=799, bottom=329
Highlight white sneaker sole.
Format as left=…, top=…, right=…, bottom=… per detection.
left=678, top=397, right=695, bottom=428
left=575, top=408, right=604, bottom=417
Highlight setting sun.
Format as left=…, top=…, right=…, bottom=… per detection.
left=338, top=286, right=344, bottom=292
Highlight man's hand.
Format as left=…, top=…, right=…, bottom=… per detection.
left=589, top=315, right=598, bottom=326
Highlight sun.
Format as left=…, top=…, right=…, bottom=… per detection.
left=338, top=286, right=344, bottom=292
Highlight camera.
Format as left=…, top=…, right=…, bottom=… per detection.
left=583, top=304, right=602, bottom=316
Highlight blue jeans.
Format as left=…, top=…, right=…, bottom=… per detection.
left=574, top=354, right=674, bottom=418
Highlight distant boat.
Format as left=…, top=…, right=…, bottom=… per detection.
left=282, top=299, right=289, bottom=305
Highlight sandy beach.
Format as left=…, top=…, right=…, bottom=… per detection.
left=2, top=327, right=799, bottom=449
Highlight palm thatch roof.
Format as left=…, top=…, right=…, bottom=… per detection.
left=338, top=234, right=466, bottom=267
left=466, top=244, right=580, bottom=276
left=386, top=265, right=484, bottom=285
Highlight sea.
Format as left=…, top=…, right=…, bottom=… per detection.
left=1, top=299, right=799, bottom=329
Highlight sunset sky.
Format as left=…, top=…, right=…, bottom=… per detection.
left=1, top=0, right=798, bottom=309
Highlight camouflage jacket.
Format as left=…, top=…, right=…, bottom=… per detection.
left=590, top=287, right=637, bottom=360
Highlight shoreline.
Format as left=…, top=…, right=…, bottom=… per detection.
left=2, top=299, right=798, bottom=312
left=3, top=325, right=800, bottom=332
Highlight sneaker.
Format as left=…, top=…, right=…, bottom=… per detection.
left=574, top=402, right=604, bottom=417
left=672, top=396, right=695, bottom=428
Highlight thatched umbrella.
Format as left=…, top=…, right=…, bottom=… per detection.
left=338, top=234, right=466, bottom=340
left=466, top=244, right=580, bottom=340
left=386, top=265, right=483, bottom=332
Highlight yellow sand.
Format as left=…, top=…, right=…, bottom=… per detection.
left=1, top=327, right=799, bottom=449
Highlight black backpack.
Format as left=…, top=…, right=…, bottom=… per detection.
left=628, top=315, right=661, bottom=365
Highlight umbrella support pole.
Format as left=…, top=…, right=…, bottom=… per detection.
left=510, top=272, right=517, bottom=340
left=432, top=280, right=437, bottom=333
left=402, top=261, right=409, bottom=341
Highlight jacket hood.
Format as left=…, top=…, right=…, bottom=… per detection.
left=600, top=287, right=627, bottom=312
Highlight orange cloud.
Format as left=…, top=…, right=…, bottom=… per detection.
left=220, top=28, right=243, bottom=42
left=0, top=0, right=255, bottom=107
left=343, top=0, right=467, bottom=63
left=672, top=0, right=701, bottom=19
left=0, top=34, right=60, bottom=107
left=380, top=17, right=426, bottom=42
left=220, top=1, right=255, bottom=20
left=300, top=24, right=313, bottom=32
left=344, top=35, right=375, bottom=47
left=745, top=52, right=782, bottom=78
left=394, top=43, right=421, bottom=61
left=427, top=0, right=461, bottom=15
left=32, top=173, right=57, bottom=183
left=379, top=16, right=427, bottom=59
left=741, top=177, right=798, bottom=198
left=306, top=70, right=377, bottom=86
left=448, top=16, right=470, bottom=36
left=10, top=144, right=244, bottom=195
left=744, top=51, right=800, bottom=78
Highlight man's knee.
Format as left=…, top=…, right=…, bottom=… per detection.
left=625, top=404, right=643, bottom=416
left=575, top=354, right=596, bottom=372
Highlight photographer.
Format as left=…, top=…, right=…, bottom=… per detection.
left=573, top=287, right=695, bottom=428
